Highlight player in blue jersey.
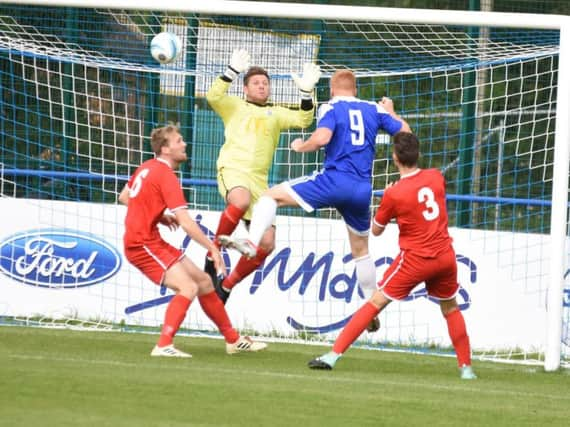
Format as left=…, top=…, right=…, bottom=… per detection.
left=219, top=69, right=411, bottom=329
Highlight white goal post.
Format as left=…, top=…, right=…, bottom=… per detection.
left=0, top=0, right=568, bottom=371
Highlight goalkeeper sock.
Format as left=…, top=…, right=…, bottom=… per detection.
left=207, top=204, right=245, bottom=257
left=248, top=196, right=277, bottom=247
left=445, top=308, right=472, bottom=367
left=157, top=294, right=191, bottom=347
left=354, top=254, right=377, bottom=299
left=332, top=302, right=380, bottom=354
left=198, top=290, right=239, bottom=343
left=223, top=247, right=269, bottom=291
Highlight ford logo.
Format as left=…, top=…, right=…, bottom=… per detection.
left=0, top=229, right=122, bottom=288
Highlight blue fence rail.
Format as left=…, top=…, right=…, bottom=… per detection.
left=1, top=168, right=555, bottom=208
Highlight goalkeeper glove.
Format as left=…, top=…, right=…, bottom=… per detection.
left=291, top=63, right=321, bottom=99
left=224, top=48, right=250, bottom=81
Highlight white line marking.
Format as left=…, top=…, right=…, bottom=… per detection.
left=5, top=353, right=569, bottom=401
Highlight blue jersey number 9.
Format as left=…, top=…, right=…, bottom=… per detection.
left=349, top=109, right=364, bottom=146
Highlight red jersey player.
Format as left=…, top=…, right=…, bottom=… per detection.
left=118, top=125, right=266, bottom=357
left=308, top=132, right=476, bottom=380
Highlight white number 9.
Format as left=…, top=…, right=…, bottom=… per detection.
left=349, top=109, right=364, bottom=146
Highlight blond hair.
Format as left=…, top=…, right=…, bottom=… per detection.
left=150, top=125, right=179, bottom=155
left=330, top=69, right=356, bottom=93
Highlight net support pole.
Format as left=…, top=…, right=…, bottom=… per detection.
left=457, top=71, right=476, bottom=227
left=63, top=7, right=79, bottom=200
left=545, top=21, right=570, bottom=372
left=181, top=17, right=197, bottom=179
left=456, top=0, right=481, bottom=227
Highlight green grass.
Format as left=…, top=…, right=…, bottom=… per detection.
left=1, top=326, right=569, bottom=427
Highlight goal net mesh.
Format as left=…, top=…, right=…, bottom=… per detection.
left=0, top=5, right=567, bottom=366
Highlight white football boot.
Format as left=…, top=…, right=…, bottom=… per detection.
left=151, top=344, right=192, bottom=358
left=226, top=336, right=268, bottom=354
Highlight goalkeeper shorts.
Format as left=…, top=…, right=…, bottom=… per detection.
left=217, top=167, right=268, bottom=221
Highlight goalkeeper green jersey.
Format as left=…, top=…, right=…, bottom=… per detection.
left=207, top=77, right=314, bottom=181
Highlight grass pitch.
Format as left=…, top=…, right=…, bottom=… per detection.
left=1, top=326, right=569, bottom=427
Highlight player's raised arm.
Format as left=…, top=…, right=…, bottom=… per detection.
left=379, top=97, right=411, bottom=133
left=292, top=62, right=321, bottom=102
left=223, top=48, right=251, bottom=82
left=206, top=49, right=250, bottom=111
left=275, top=62, right=322, bottom=130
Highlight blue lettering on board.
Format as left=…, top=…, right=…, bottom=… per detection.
left=124, top=213, right=476, bottom=333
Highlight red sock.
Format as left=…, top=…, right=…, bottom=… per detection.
left=198, top=290, right=239, bottom=343
left=445, top=308, right=472, bottom=366
left=207, top=204, right=245, bottom=257
left=157, top=294, right=191, bottom=347
left=332, top=302, right=380, bottom=354
left=223, top=247, right=269, bottom=290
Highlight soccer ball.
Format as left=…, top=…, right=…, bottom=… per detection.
left=150, top=32, right=182, bottom=64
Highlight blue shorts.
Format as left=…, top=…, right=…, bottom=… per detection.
left=285, top=169, right=372, bottom=234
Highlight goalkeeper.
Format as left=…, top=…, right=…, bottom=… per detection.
left=205, top=48, right=321, bottom=304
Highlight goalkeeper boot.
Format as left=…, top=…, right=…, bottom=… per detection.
left=205, top=256, right=229, bottom=303
left=460, top=365, right=477, bottom=380
left=218, top=235, right=257, bottom=259
left=308, top=352, right=340, bottom=370
left=226, top=336, right=268, bottom=354
left=151, top=344, right=192, bottom=358
left=366, top=316, right=380, bottom=332
left=204, top=256, right=230, bottom=304
left=204, top=256, right=218, bottom=286
left=214, top=279, right=231, bottom=305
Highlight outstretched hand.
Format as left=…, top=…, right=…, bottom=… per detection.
left=229, top=48, right=250, bottom=74
left=292, top=63, right=321, bottom=93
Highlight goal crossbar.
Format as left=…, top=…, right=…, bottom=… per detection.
left=7, top=0, right=570, bottom=29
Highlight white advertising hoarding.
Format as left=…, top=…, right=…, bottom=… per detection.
left=0, top=197, right=563, bottom=352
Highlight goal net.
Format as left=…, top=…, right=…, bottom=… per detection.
left=0, top=1, right=568, bottom=369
